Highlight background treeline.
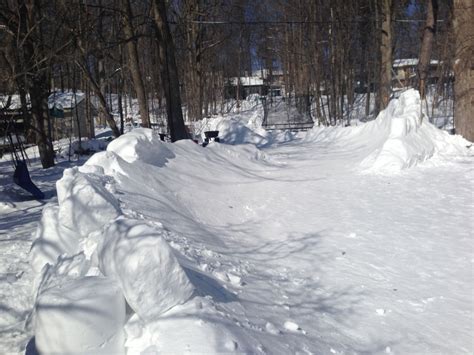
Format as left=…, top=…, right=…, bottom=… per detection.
left=0, top=0, right=471, bottom=168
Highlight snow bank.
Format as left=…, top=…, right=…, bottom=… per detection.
left=30, top=205, right=78, bottom=273
left=35, top=276, right=125, bottom=354
left=56, top=168, right=121, bottom=237
left=106, top=128, right=174, bottom=166
left=125, top=300, right=253, bottom=353
left=306, top=89, right=469, bottom=174
left=360, top=89, right=469, bottom=173
left=98, top=218, right=194, bottom=322
left=30, top=168, right=121, bottom=273
left=216, top=118, right=269, bottom=146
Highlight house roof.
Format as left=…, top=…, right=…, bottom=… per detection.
left=1, top=91, right=86, bottom=111
left=48, top=91, right=85, bottom=110
left=393, top=58, right=440, bottom=68
left=229, top=76, right=264, bottom=86
left=0, top=95, right=24, bottom=110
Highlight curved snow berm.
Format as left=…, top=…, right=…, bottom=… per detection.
left=359, top=89, right=468, bottom=173
left=29, top=128, right=262, bottom=353
left=28, top=132, right=198, bottom=353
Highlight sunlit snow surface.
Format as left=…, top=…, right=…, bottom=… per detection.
left=0, top=90, right=473, bottom=354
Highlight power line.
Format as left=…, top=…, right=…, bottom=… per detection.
left=169, top=19, right=445, bottom=26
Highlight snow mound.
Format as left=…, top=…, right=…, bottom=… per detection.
left=98, top=218, right=194, bottom=321
left=360, top=89, right=468, bottom=173
left=216, top=118, right=269, bottom=146
left=31, top=168, right=122, bottom=273
left=106, top=128, right=174, bottom=166
left=30, top=205, right=78, bottom=273
left=35, top=276, right=125, bottom=354
left=125, top=299, right=253, bottom=354
left=56, top=167, right=122, bottom=237
left=306, top=89, right=469, bottom=174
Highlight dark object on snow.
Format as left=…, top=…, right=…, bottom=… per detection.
left=13, top=161, right=45, bottom=199
left=204, top=130, right=219, bottom=139
left=202, top=130, right=220, bottom=147
left=159, top=133, right=166, bottom=141
left=7, top=133, right=45, bottom=200
left=448, top=128, right=456, bottom=135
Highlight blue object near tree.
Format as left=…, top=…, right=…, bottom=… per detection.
left=13, top=160, right=45, bottom=199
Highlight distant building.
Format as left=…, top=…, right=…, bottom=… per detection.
left=224, top=68, right=285, bottom=99
left=392, top=58, right=440, bottom=88
left=48, top=91, right=95, bottom=140
left=0, top=92, right=95, bottom=141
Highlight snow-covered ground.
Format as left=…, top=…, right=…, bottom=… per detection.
left=0, top=90, right=472, bottom=354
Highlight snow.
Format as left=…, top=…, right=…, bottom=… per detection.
left=48, top=91, right=85, bottom=110
left=1, top=89, right=473, bottom=354
left=35, top=276, right=125, bottom=354
left=97, top=218, right=194, bottom=321
left=393, top=58, right=440, bottom=68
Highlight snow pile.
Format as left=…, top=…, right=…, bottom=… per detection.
left=28, top=129, right=206, bottom=354
left=306, top=89, right=469, bottom=173
left=98, top=218, right=194, bottom=321
left=360, top=90, right=468, bottom=173
left=194, top=98, right=269, bottom=146
left=35, top=276, right=125, bottom=354
left=30, top=168, right=121, bottom=273
left=107, top=128, right=174, bottom=166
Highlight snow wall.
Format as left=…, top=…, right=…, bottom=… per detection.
left=29, top=128, right=261, bottom=354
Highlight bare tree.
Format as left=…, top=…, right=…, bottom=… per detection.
left=121, top=0, right=150, bottom=128
left=453, top=0, right=474, bottom=141
left=418, top=0, right=439, bottom=99
left=152, top=0, right=188, bottom=141
left=379, top=0, right=393, bottom=111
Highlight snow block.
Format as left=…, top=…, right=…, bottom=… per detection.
left=106, top=128, right=174, bottom=166
left=35, top=276, right=126, bottom=354
left=98, top=218, right=195, bottom=322
left=30, top=205, right=79, bottom=274
left=56, top=167, right=121, bottom=238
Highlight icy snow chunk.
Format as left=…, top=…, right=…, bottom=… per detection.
left=106, top=128, right=174, bottom=166
left=30, top=205, right=78, bottom=273
left=35, top=276, right=125, bottom=354
left=56, top=167, right=121, bottom=238
left=98, top=218, right=194, bottom=321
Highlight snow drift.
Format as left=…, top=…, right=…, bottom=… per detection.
left=98, top=218, right=194, bottom=321
left=306, top=89, right=469, bottom=173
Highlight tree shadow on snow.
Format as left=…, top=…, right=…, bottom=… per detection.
left=183, top=267, right=238, bottom=303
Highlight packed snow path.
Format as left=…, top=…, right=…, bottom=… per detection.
left=1, top=130, right=473, bottom=353
left=111, top=137, right=472, bottom=354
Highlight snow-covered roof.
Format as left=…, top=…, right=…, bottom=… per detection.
left=48, top=91, right=85, bottom=110
left=228, top=77, right=264, bottom=86
left=0, top=95, right=26, bottom=110
left=393, top=58, right=440, bottom=68
left=1, top=91, right=85, bottom=111
left=251, top=68, right=285, bottom=78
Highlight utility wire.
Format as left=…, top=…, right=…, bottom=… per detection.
left=169, top=19, right=445, bottom=25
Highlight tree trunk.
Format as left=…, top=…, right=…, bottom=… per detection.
left=379, top=0, right=393, bottom=111
left=76, top=60, right=121, bottom=138
left=418, top=0, right=438, bottom=99
left=121, top=0, right=150, bottom=128
left=152, top=0, right=188, bottom=142
left=453, top=0, right=474, bottom=141
left=29, top=76, right=55, bottom=168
